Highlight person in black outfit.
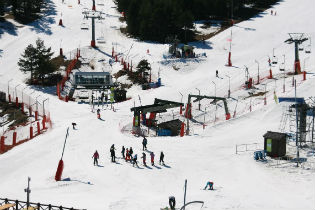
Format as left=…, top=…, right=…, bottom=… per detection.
left=110, top=144, right=116, bottom=162
left=142, top=136, right=147, bottom=150
left=216, top=70, right=218, bottom=77
left=129, top=147, right=133, bottom=159
left=132, top=154, right=138, bottom=167
left=121, top=146, right=125, bottom=159
left=159, top=151, right=165, bottom=165
left=169, top=196, right=176, bottom=210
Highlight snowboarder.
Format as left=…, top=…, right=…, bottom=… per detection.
left=129, top=147, right=133, bottom=159
left=141, top=152, right=147, bottom=166
left=72, top=122, right=77, bottom=130
left=271, top=10, right=273, bottom=15
left=110, top=144, right=116, bottom=162
left=92, top=150, right=99, bottom=166
left=150, top=152, right=155, bottom=166
left=216, top=70, right=218, bottom=77
left=121, top=146, right=125, bottom=159
left=132, top=154, right=138, bottom=167
left=142, top=136, right=147, bottom=150
left=97, top=109, right=101, bottom=119
left=169, top=196, right=176, bottom=210
left=159, top=151, right=165, bottom=165
left=204, top=181, right=214, bottom=190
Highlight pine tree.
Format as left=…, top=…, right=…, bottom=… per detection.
left=18, top=44, right=37, bottom=82
left=136, top=59, right=151, bottom=83
left=34, top=38, right=54, bottom=84
left=18, top=38, right=55, bottom=85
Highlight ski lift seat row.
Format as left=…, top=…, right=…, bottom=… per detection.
left=305, top=45, right=311, bottom=53
left=97, top=37, right=106, bottom=44
left=279, top=63, right=285, bottom=71
left=272, top=56, right=278, bottom=64
left=81, top=22, right=89, bottom=30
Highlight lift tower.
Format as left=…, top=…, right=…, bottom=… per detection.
left=82, top=10, right=104, bottom=48
left=285, top=33, right=308, bottom=75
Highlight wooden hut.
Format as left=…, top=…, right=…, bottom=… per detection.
left=263, top=131, right=287, bottom=157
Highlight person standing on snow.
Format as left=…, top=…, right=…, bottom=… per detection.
left=125, top=148, right=130, bottom=161
left=169, top=196, right=176, bottom=210
left=129, top=147, right=134, bottom=159
left=159, top=151, right=165, bottom=165
left=132, top=154, right=138, bottom=167
left=142, top=136, right=148, bottom=150
left=150, top=152, right=155, bottom=166
left=141, top=152, right=147, bottom=166
left=110, top=144, right=116, bottom=162
left=203, top=181, right=214, bottom=190
left=121, top=146, right=125, bottom=159
left=216, top=70, right=218, bottom=77
left=92, top=150, right=99, bottom=166
left=97, top=108, right=101, bottom=119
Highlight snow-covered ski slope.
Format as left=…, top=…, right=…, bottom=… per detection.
left=0, top=0, right=315, bottom=209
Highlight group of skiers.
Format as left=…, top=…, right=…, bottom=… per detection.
left=92, top=136, right=165, bottom=168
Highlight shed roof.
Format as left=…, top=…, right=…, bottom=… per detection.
left=263, top=131, right=287, bottom=139
left=75, top=72, right=111, bottom=76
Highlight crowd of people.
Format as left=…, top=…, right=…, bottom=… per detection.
left=92, top=136, right=165, bottom=168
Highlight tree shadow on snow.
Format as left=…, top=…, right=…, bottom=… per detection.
left=62, top=177, right=93, bottom=185
left=29, top=0, right=57, bottom=35
left=188, top=40, right=213, bottom=50
left=0, top=20, right=18, bottom=38
left=29, top=85, right=57, bottom=96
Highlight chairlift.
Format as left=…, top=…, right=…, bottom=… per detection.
left=305, top=45, right=311, bottom=53
left=97, top=36, right=106, bottom=44
left=97, top=0, right=105, bottom=6
left=272, top=56, right=278, bottom=64
left=82, top=7, right=89, bottom=14
left=298, top=44, right=304, bottom=51
left=279, top=62, right=285, bottom=71
left=80, top=22, right=89, bottom=30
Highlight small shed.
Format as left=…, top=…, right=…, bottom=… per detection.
left=263, top=131, right=287, bottom=157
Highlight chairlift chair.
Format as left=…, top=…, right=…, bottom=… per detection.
left=80, top=22, right=89, bottom=30
left=97, top=0, right=105, bottom=5
left=305, top=45, right=311, bottom=53
left=272, top=56, right=278, bottom=64
left=97, top=36, right=106, bottom=44
left=299, top=44, right=304, bottom=51
left=279, top=63, right=285, bottom=71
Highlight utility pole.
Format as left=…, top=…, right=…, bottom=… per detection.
left=294, top=79, right=299, bottom=167
left=83, top=10, right=104, bottom=48
left=183, top=179, right=187, bottom=210
left=226, top=75, right=231, bottom=98
left=255, top=60, right=260, bottom=84
left=282, top=54, right=286, bottom=93
left=24, top=177, right=31, bottom=209
left=8, top=79, right=13, bottom=100
left=195, top=88, right=201, bottom=110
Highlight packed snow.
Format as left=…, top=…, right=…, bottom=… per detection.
left=0, top=0, right=315, bottom=210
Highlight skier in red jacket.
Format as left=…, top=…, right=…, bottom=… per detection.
left=150, top=152, right=155, bottom=166
left=92, top=150, right=99, bottom=166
